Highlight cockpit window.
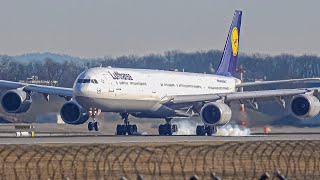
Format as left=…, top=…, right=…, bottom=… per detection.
left=77, top=79, right=84, bottom=83
left=83, top=79, right=90, bottom=83
left=77, top=79, right=98, bottom=84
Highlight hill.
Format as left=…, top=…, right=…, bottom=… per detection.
left=11, top=52, right=93, bottom=63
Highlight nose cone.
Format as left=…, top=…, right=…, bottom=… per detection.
left=73, top=84, right=91, bottom=97
left=73, top=70, right=97, bottom=97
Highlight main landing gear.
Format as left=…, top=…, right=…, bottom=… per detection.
left=88, top=108, right=101, bottom=131
left=116, top=113, right=138, bottom=135
left=158, top=118, right=178, bottom=136
left=196, top=125, right=217, bottom=136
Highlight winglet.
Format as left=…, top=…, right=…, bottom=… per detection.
left=216, top=10, right=242, bottom=77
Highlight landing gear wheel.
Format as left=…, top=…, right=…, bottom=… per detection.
left=116, top=124, right=138, bottom=135
left=158, top=118, right=178, bottom=136
left=116, top=113, right=138, bottom=135
left=127, top=125, right=135, bottom=135
left=196, top=125, right=217, bottom=136
left=159, top=125, right=165, bottom=135
left=88, top=122, right=94, bottom=131
left=206, top=126, right=217, bottom=136
left=196, top=125, right=206, bottom=136
left=158, top=124, right=178, bottom=136
left=116, top=125, right=126, bottom=135
left=93, top=122, right=100, bottom=131
left=206, top=126, right=214, bottom=136
left=213, top=126, right=217, bottom=134
left=132, top=124, right=138, bottom=133
left=166, top=124, right=173, bottom=136
left=172, top=124, right=178, bottom=134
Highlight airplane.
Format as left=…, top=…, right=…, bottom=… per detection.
left=0, top=10, right=320, bottom=136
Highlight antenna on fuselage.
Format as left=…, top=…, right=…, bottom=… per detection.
left=236, top=64, right=247, bottom=126
left=237, top=64, right=245, bottom=92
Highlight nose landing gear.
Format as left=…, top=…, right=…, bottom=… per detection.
left=88, top=121, right=100, bottom=131
left=87, top=108, right=101, bottom=131
left=116, top=113, right=138, bottom=135
left=158, top=118, right=178, bottom=136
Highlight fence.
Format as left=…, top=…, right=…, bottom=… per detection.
left=0, top=141, right=319, bottom=179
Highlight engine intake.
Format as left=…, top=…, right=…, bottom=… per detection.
left=290, top=94, right=320, bottom=119
left=60, top=100, right=89, bottom=124
left=200, top=102, right=232, bottom=126
left=1, top=90, right=32, bottom=113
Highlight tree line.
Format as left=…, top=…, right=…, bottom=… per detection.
left=0, top=50, right=319, bottom=88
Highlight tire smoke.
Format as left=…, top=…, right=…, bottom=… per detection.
left=216, top=124, right=251, bottom=136
left=175, top=121, right=251, bottom=136
left=176, top=121, right=199, bottom=135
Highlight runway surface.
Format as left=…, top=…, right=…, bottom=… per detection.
left=1, top=123, right=320, bottom=144
left=1, top=133, right=320, bottom=144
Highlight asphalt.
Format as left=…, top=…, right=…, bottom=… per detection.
left=1, top=133, right=320, bottom=144
left=1, top=123, right=320, bottom=144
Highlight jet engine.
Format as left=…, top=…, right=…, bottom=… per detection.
left=60, top=100, right=89, bottom=125
left=1, top=89, right=32, bottom=113
left=200, top=102, right=232, bottom=126
left=290, top=94, right=320, bottom=119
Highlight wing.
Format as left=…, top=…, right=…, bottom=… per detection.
left=236, top=78, right=320, bottom=88
left=162, top=88, right=319, bottom=107
left=165, top=77, right=320, bottom=105
left=0, top=80, right=73, bottom=98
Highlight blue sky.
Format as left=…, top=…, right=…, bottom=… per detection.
left=0, top=0, right=319, bottom=57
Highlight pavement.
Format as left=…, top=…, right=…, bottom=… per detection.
left=1, top=123, right=320, bottom=144
left=0, top=133, right=320, bottom=144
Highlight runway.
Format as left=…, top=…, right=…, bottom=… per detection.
left=1, top=123, right=320, bottom=144
left=1, top=133, right=320, bottom=144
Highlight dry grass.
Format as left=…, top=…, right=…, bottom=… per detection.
left=0, top=141, right=319, bottom=179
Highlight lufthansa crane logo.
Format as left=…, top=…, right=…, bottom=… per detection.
left=231, top=27, right=239, bottom=56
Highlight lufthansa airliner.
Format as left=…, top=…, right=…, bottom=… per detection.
left=1, top=10, right=320, bottom=136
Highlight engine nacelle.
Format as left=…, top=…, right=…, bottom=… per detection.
left=1, top=90, right=32, bottom=113
left=60, top=100, right=89, bottom=125
left=200, top=102, right=232, bottom=126
left=290, top=94, right=320, bottom=119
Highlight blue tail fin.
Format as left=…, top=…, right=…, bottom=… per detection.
left=216, top=10, right=242, bottom=77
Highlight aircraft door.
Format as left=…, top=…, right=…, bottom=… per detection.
left=147, top=73, right=157, bottom=94
left=103, top=74, right=114, bottom=93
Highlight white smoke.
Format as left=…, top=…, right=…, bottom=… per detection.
left=176, top=121, right=197, bottom=135
left=216, top=124, right=251, bottom=136
left=175, top=121, right=251, bottom=136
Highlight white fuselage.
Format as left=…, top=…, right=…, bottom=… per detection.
left=73, top=67, right=240, bottom=113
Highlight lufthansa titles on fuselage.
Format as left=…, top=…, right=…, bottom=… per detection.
left=217, top=79, right=227, bottom=83
left=108, top=71, right=133, bottom=80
